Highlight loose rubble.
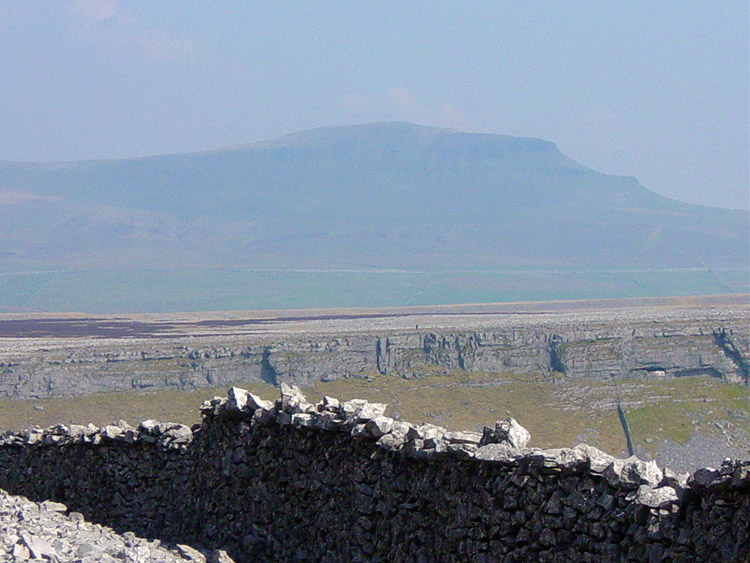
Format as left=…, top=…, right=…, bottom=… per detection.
left=0, top=385, right=747, bottom=562
left=0, top=489, right=232, bottom=563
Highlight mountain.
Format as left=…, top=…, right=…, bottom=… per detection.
left=0, top=122, right=747, bottom=311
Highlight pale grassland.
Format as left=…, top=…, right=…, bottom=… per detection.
left=625, top=377, right=750, bottom=448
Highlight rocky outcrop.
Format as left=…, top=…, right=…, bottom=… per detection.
left=0, top=386, right=747, bottom=562
left=0, top=309, right=747, bottom=399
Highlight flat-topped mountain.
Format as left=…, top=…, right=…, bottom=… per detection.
left=0, top=122, right=746, bottom=271
left=0, top=123, right=747, bottom=311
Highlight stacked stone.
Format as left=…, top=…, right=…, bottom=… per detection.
left=191, top=384, right=747, bottom=561
left=199, top=383, right=683, bottom=505
left=681, top=461, right=750, bottom=561
left=0, top=385, right=747, bottom=562
left=0, top=419, right=197, bottom=546
left=0, top=419, right=194, bottom=451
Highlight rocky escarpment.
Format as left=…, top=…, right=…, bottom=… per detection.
left=0, top=386, right=747, bottom=562
left=372, top=326, right=748, bottom=381
left=0, top=303, right=747, bottom=400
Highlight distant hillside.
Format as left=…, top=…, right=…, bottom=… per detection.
left=0, top=122, right=747, bottom=311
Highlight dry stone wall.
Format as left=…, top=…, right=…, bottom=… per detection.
left=0, top=385, right=747, bottom=562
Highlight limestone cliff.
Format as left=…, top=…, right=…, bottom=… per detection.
left=0, top=310, right=747, bottom=400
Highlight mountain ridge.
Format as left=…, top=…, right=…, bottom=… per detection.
left=0, top=122, right=743, bottom=211
left=0, top=122, right=739, bottom=215
left=0, top=122, right=746, bottom=311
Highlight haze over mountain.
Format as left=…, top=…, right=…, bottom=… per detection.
left=0, top=122, right=747, bottom=312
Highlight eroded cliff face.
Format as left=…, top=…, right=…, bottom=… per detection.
left=373, top=327, right=748, bottom=382
left=0, top=301, right=747, bottom=400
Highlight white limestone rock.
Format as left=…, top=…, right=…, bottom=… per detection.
left=605, top=457, right=663, bottom=488
left=0, top=488, right=197, bottom=562
left=444, top=431, right=482, bottom=445
left=226, top=386, right=251, bottom=413
left=280, top=382, right=314, bottom=414
left=573, top=443, right=615, bottom=475
left=320, top=396, right=340, bottom=412
left=291, top=413, right=315, bottom=428
left=358, top=402, right=388, bottom=421
left=211, top=549, right=236, bottom=563
left=177, top=544, right=207, bottom=562
left=636, top=485, right=679, bottom=508
left=481, top=418, right=531, bottom=449
left=365, top=416, right=394, bottom=438
left=474, top=443, right=525, bottom=464
left=377, top=432, right=407, bottom=452
left=100, top=425, right=123, bottom=440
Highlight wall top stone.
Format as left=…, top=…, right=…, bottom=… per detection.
left=2, top=384, right=749, bottom=512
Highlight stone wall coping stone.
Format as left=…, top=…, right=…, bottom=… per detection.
left=1, top=384, right=748, bottom=510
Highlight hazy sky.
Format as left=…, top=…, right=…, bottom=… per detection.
left=0, top=1, right=747, bottom=210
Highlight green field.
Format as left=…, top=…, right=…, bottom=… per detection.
left=0, top=266, right=746, bottom=313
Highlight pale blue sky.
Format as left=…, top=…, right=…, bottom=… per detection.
left=0, top=1, right=747, bottom=209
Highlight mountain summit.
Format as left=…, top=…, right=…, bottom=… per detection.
left=0, top=122, right=746, bottom=309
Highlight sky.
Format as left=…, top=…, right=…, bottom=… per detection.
left=0, top=1, right=747, bottom=210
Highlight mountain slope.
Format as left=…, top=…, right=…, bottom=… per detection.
left=0, top=122, right=746, bottom=273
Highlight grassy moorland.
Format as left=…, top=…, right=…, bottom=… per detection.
left=1, top=371, right=746, bottom=463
